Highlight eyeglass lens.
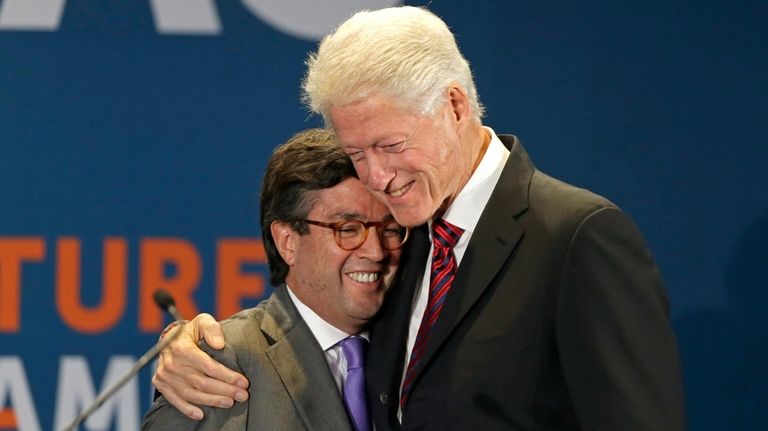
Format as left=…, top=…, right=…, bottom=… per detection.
left=335, top=221, right=407, bottom=250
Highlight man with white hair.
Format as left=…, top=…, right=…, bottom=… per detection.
left=154, top=6, right=685, bottom=430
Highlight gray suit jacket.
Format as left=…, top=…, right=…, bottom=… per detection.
left=142, top=285, right=353, bottom=431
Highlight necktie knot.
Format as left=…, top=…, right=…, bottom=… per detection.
left=432, top=218, right=463, bottom=249
left=340, top=336, right=367, bottom=370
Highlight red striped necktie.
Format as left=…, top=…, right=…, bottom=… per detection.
left=400, top=218, right=464, bottom=408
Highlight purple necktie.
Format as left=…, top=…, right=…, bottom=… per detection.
left=340, top=336, right=371, bottom=431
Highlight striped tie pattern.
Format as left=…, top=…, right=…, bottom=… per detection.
left=400, top=218, right=463, bottom=408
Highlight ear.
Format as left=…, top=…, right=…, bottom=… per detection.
left=271, top=221, right=297, bottom=265
left=446, top=85, right=471, bottom=125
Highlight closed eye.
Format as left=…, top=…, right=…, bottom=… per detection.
left=377, top=140, right=407, bottom=153
left=346, top=150, right=365, bottom=161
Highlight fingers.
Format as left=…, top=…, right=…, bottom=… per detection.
left=155, top=345, right=248, bottom=418
left=194, top=351, right=251, bottom=394
left=153, top=313, right=251, bottom=419
left=153, top=367, right=240, bottom=411
left=190, top=314, right=250, bottom=391
left=152, top=372, right=205, bottom=421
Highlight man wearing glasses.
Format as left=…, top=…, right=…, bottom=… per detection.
left=153, top=6, right=684, bottom=430
left=142, top=129, right=407, bottom=431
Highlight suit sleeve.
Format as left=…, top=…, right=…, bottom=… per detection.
left=557, top=207, right=686, bottom=430
left=141, top=341, right=248, bottom=430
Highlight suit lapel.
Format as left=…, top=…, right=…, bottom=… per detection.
left=412, top=136, right=533, bottom=382
left=263, top=286, right=352, bottom=431
left=367, top=224, right=430, bottom=411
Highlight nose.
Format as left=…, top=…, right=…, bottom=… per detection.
left=356, top=226, right=387, bottom=262
left=362, top=152, right=395, bottom=192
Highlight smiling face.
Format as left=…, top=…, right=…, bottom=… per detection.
left=329, top=90, right=481, bottom=227
left=274, top=177, right=401, bottom=334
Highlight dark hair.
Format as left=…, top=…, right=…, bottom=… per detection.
left=260, top=128, right=357, bottom=285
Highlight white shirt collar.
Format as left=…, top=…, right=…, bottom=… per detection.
left=438, top=127, right=509, bottom=235
left=285, top=285, right=368, bottom=351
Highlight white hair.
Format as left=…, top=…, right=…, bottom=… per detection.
left=302, top=6, right=484, bottom=124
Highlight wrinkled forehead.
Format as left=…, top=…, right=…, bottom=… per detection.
left=331, top=104, right=426, bottom=151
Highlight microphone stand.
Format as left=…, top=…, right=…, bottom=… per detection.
left=62, top=293, right=185, bottom=431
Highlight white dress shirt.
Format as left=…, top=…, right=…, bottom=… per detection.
left=286, top=285, right=369, bottom=395
left=397, top=127, right=509, bottom=421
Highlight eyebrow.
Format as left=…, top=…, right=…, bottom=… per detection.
left=330, top=212, right=396, bottom=222
left=331, top=212, right=364, bottom=220
left=342, top=128, right=414, bottom=151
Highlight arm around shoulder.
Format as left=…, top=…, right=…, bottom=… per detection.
left=143, top=339, right=249, bottom=430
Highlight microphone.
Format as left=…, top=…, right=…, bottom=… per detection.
left=153, top=289, right=183, bottom=322
left=62, top=289, right=186, bottom=431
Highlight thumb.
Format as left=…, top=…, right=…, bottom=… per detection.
left=193, top=313, right=226, bottom=350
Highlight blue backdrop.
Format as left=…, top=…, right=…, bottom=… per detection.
left=1, top=1, right=766, bottom=429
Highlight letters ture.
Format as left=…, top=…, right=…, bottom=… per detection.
left=0, top=237, right=266, bottom=333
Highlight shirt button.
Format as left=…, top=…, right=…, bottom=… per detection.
left=379, top=393, right=389, bottom=405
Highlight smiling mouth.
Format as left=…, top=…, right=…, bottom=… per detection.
left=347, top=272, right=380, bottom=283
left=387, top=182, right=413, bottom=198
